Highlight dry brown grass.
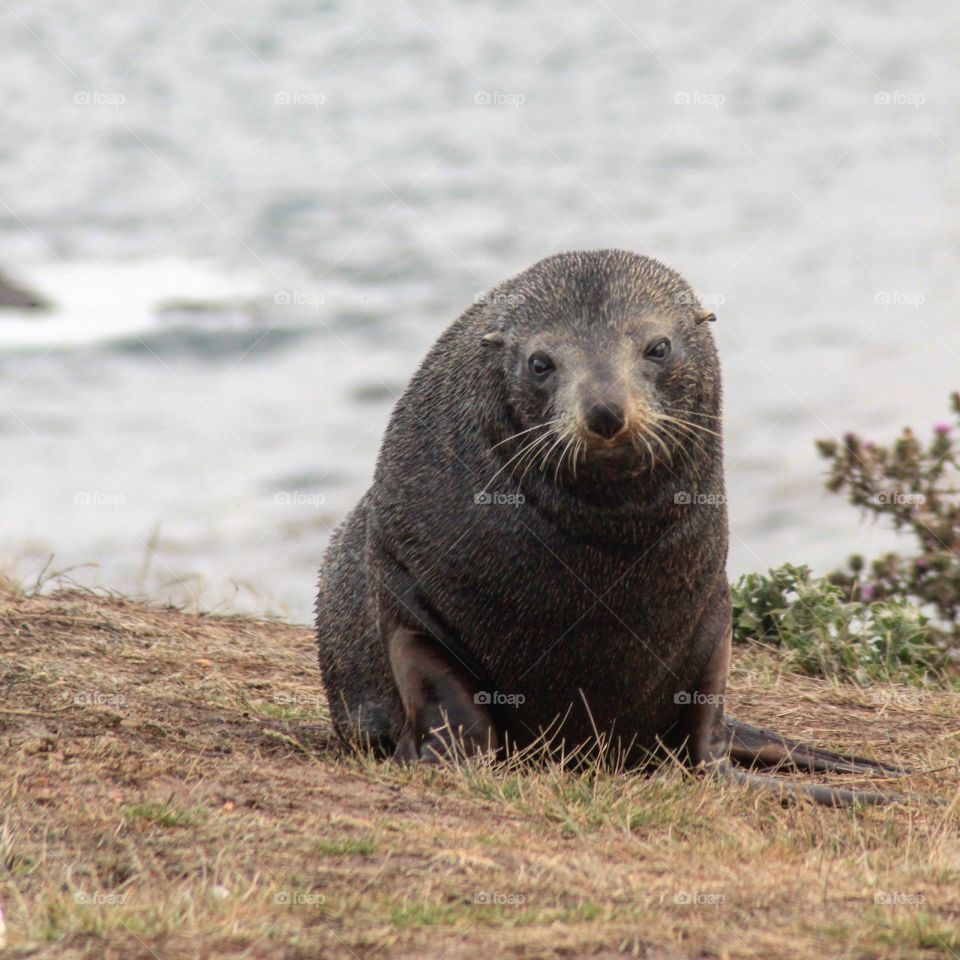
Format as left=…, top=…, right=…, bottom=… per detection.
left=1, top=581, right=959, bottom=959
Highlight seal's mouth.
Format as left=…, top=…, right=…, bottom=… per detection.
left=579, top=429, right=635, bottom=455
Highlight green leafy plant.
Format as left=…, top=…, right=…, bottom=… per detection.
left=731, top=564, right=944, bottom=684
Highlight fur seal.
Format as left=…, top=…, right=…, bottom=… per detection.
left=316, top=250, right=906, bottom=805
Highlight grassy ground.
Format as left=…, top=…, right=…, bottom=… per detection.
left=2, top=580, right=959, bottom=959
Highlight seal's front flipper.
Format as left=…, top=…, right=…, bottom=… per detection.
left=388, top=626, right=498, bottom=764
left=724, top=718, right=910, bottom=777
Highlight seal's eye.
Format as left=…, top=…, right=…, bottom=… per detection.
left=528, top=352, right=555, bottom=378
left=644, top=337, right=671, bottom=361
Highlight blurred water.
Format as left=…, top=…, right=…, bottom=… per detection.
left=1, top=0, right=958, bottom=621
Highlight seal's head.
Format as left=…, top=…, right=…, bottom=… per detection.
left=480, top=250, right=720, bottom=482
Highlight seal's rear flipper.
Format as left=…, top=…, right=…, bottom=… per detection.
left=725, top=718, right=910, bottom=777
left=714, top=761, right=907, bottom=807
left=388, top=626, right=498, bottom=764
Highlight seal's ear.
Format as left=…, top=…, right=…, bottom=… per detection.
left=695, top=307, right=717, bottom=324
left=481, top=330, right=506, bottom=347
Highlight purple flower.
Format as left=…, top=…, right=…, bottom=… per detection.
left=860, top=583, right=876, bottom=601
left=933, top=421, right=951, bottom=437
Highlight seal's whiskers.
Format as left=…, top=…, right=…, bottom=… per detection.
left=652, top=418, right=707, bottom=461
left=630, top=426, right=658, bottom=469
left=652, top=421, right=698, bottom=474
left=483, top=426, right=555, bottom=492
left=490, top=417, right=562, bottom=451
left=659, top=410, right=723, bottom=438
left=663, top=405, right=723, bottom=422
left=516, top=430, right=558, bottom=488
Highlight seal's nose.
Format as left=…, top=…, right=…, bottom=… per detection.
left=584, top=402, right=626, bottom=439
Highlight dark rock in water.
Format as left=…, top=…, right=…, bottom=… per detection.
left=0, top=270, right=46, bottom=310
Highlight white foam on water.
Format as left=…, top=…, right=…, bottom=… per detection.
left=0, top=259, right=267, bottom=351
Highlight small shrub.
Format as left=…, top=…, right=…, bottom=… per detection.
left=816, top=392, right=960, bottom=649
left=731, top=564, right=945, bottom=684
